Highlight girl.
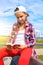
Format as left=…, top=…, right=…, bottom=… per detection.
left=0, top=6, right=36, bottom=65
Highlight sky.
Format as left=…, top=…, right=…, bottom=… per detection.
left=0, top=0, right=43, bottom=37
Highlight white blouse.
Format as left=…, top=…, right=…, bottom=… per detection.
left=14, top=29, right=25, bottom=45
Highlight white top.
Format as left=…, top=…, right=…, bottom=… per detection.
left=6, top=29, right=26, bottom=46
left=14, top=29, right=25, bottom=45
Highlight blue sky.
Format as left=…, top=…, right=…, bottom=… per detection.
left=0, top=0, right=43, bottom=37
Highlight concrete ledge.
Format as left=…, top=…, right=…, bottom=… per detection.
left=35, top=49, right=43, bottom=55
left=4, top=56, right=43, bottom=65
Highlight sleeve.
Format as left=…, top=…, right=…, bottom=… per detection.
left=28, top=24, right=36, bottom=47
left=6, top=24, right=16, bottom=45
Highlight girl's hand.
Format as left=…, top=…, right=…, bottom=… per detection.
left=6, top=45, right=12, bottom=50
left=18, top=45, right=28, bottom=49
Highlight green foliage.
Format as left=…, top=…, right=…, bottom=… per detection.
left=36, top=38, right=43, bottom=43
left=34, top=46, right=43, bottom=49
left=38, top=55, right=43, bottom=61
left=0, top=36, right=9, bottom=43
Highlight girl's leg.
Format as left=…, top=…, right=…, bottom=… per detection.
left=0, top=48, right=8, bottom=65
left=0, top=47, right=20, bottom=65
left=0, top=59, right=4, bottom=65
left=18, top=48, right=32, bottom=65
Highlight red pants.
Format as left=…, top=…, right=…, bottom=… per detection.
left=0, top=47, right=32, bottom=65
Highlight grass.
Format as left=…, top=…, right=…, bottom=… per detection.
left=0, top=36, right=9, bottom=44
left=36, top=38, right=43, bottom=43
left=34, top=46, right=43, bottom=49
left=0, top=36, right=9, bottom=48
left=38, top=55, right=43, bottom=61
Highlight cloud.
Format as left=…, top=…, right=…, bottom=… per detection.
left=33, top=22, right=43, bottom=31
left=35, top=29, right=43, bottom=37
left=0, top=18, right=12, bottom=36
left=28, top=1, right=43, bottom=14
left=0, top=22, right=12, bottom=36
left=0, top=0, right=16, bottom=16
left=0, top=8, right=14, bottom=16
left=38, top=20, right=43, bottom=23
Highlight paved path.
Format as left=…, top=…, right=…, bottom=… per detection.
left=35, top=49, right=43, bottom=55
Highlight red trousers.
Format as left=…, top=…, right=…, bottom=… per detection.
left=0, top=47, right=32, bottom=65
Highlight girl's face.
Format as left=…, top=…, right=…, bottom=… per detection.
left=15, top=12, right=27, bottom=24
